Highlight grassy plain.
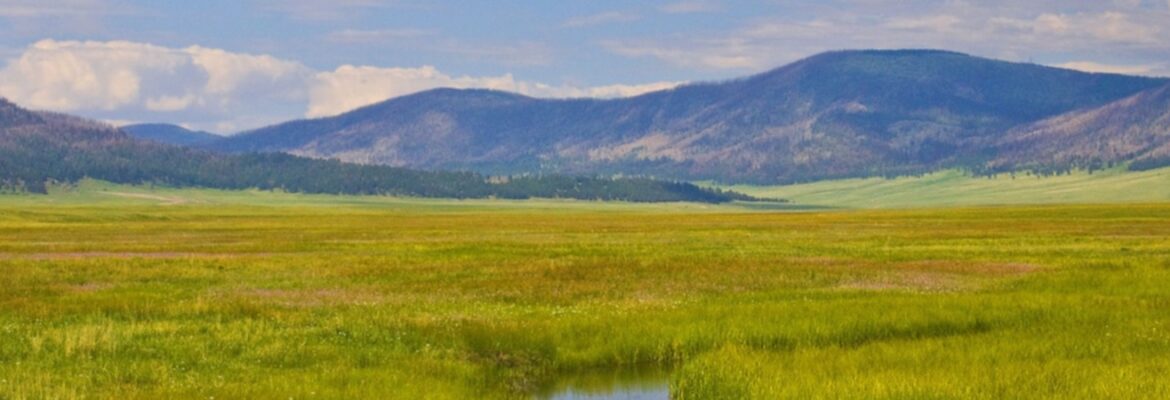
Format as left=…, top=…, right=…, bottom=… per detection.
left=2, top=183, right=1170, bottom=398
left=721, top=166, right=1170, bottom=208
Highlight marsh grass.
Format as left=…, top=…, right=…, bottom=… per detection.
left=1, top=196, right=1169, bottom=398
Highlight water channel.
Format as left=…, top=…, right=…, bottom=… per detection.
left=534, top=364, right=672, bottom=400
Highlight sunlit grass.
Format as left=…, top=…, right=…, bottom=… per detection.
left=2, top=193, right=1170, bottom=398
left=719, top=166, right=1170, bottom=208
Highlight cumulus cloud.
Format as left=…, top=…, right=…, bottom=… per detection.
left=0, top=40, right=195, bottom=110
left=0, top=39, right=311, bottom=132
left=0, top=40, right=310, bottom=113
left=307, top=65, right=683, bottom=117
left=1053, top=61, right=1162, bottom=76
left=186, top=46, right=308, bottom=97
left=145, top=94, right=196, bottom=112
left=0, top=39, right=684, bottom=130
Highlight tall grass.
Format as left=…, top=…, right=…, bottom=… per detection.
left=1, top=198, right=1169, bottom=398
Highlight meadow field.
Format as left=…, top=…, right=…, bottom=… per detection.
left=720, top=166, right=1170, bottom=208
left=2, top=183, right=1170, bottom=398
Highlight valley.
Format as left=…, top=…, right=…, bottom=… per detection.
left=720, top=166, right=1170, bottom=208
left=3, top=38, right=1170, bottom=399
left=3, top=195, right=1170, bottom=399
left=203, top=50, right=1170, bottom=184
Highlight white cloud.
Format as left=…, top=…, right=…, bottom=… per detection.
left=145, top=94, right=196, bottom=111
left=0, top=39, right=313, bottom=133
left=604, top=7, right=1169, bottom=71
left=101, top=118, right=138, bottom=127
left=998, top=12, right=1161, bottom=44
left=0, top=39, right=310, bottom=114
left=1053, top=61, right=1161, bottom=76
left=1088, top=12, right=1160, bottom=43
left=186, top=46, right=308, bottom=97
left=0, top=40, right=191, bottom=110
left=307, top=65, right=683, bottom=117
left=0, top=39, right=686, bottom=130
left=580, top=82, right=685, bottom=98
left=308, top=65, right=454, bottom=117
left=1031, top=14, right=1070, bottom=34
left=561, top=12, right=639, bottom=28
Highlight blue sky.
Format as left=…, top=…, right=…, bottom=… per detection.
left=1, top=0, right=1169, bottom=133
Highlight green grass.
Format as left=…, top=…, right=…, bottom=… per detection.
left=719, top=166, right=1170, bottom=208
left=2, top=186, right=1170, bottom=398
left=0, top=178, right=786, bottom=213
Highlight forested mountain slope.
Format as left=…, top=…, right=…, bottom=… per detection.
left=0, top=98, right=750, bottom=203
left=211, top=50, right=1169, bottom=183
left=122, top=123, right=222, bottom=146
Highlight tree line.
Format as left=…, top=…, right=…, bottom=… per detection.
left=0, top=121, right=755, bottom=203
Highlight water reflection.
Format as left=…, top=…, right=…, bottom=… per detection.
left=535, top=364, right=671, bottom=400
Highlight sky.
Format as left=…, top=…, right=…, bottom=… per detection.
left=0, top=0, right=1168, bottom=134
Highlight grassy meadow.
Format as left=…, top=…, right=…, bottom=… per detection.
left=720, top=166, right=1170, bottom=208
left=2, top=182, right=1170, bottom=398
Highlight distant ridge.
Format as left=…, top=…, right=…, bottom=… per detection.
left=0, top=98, right=753, bottom=203
left=122, top=123, right=221, bottom=146
left=207, top=49, right=1170, bottom=184
left=993, top=83, right=1170, bottom=172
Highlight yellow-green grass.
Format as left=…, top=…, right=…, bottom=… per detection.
left=1, top=178, right=798, bottom=213
left=1, top=193, right=1170, bottom=398
left=719, top=166, right=1170, bottom=208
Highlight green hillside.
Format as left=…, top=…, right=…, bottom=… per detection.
left=214, top=50, right=1168, bottom=184
left=722, top=167, right=1170, bottom=208
left=0, top=98, right=752, bottom=204
left=0, top=179, right=804, bottom=213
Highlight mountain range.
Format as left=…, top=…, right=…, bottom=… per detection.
left=0, top=98, right=748, bottom=202
left=122, top=123, right=222, bottom=147
left=992, top=83, right=1170, bottom=172
left=202, top=50, right=1170, bottom=184
left=6, top=48, right=1170, bottom=195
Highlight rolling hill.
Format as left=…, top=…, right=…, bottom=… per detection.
left=0, top=98, right=751, bottom=203
left=992, top=83, right=1170, bottom=173
left=721, top=167, right=1170, bottom=209
left=209, top=50, right=1170, bottom=184
left=122, top=123, right=222, bottom=146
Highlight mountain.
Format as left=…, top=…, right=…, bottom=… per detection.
left=0, top=98, right=751, bottom=203
left=992, top=83, right=1170, bottom=173
left=210, top=50, right=1170, bottom=184
left=122, top=123, right=222, bottom=146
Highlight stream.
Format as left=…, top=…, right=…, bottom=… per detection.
left=534, top=364, right=671, bottom=400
